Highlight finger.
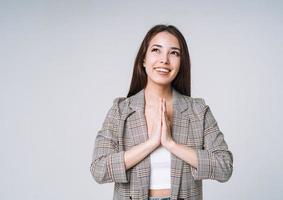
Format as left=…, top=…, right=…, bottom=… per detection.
left=162, top=98, right=164, bottom=113
left=163, top=98, right=167, bottom=114
left=163, top=99, right=171, bottom=127
left=162, top=98, right=167, bottom=125
left=164, top=110, right=169, bottom=126
left=160, top=98, right=163, bottom=124
left=160, top=98, right=163, bottom=126
left=162, top=98, right=164, bottom=111
left=163, top=99, right=167, bottom=118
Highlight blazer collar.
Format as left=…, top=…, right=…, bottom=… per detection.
left=128, top=88, right=188, bottom=114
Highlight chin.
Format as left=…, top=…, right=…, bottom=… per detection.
left=152, top=78, right=174, bottom=86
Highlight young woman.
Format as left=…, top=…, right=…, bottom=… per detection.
left=90, top=24, right=233, bottom=200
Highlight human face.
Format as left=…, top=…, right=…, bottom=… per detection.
left=143, top=31, right=181, bottom=87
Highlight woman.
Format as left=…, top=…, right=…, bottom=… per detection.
left=90, top=24, right=233, bottom=200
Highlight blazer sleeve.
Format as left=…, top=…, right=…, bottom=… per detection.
left=90, top=97, right=129, bottom=184
left=191, top=99, right=233, bottom=182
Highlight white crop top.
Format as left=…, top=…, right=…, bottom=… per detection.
left=149, top=146, right=171, bottom=189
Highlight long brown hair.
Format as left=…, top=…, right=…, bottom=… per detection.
left=127, top=24, right=191, bottom=97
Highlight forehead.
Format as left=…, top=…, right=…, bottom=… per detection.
left=148, top=31, right=180, bottom=48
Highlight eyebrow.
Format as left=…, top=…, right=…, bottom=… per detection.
left=151, top=44, right=181, bottom=51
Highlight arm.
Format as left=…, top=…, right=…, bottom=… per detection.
left=124, top=139, right=157, bottom=170
left=162, top=98, right=198, bottom=169
left=166, top=141, right=198, bottom=169
left=90, top=98, right=129, bottom=184
left=124, top=97, right=163, bottom=169
left=90, top=98, right=159, bottom=184
left=164, top=99, right=233, bottom=183
left=190, top=101, right=233, bottom=182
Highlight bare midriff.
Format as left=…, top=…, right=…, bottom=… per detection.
left=149, top=189, right=171, bottom=197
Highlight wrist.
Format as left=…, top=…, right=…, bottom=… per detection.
left=147, top=138, right=160, bottom=150
left=164, top=139, right=176, bottom=151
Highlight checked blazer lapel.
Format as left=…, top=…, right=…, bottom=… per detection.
left=128, top=89, right=150, bottom=200
left=170, top=89, right=190, bottom=200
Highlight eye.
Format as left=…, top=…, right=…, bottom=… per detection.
left=151, top=48, right=160, bottom=53
left=171, top=51, right=180, bottom=57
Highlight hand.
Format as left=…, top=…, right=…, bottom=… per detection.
left=161, top=98, right=175, bottom=149
left=147, top=98, right=162, bottom=148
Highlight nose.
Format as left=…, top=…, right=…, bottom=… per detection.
left=160, top=53, right=169, bottom=64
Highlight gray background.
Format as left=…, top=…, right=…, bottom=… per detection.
left=1, top=0, right=282, bottom=199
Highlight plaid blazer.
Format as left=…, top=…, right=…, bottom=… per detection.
left=91, top=89, right=233, bottom=200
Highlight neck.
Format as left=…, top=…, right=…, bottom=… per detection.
left=144, top=84, right=173, bottom=106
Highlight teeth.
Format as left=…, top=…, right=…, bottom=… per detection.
left=155, top=68, right=170, bottom=73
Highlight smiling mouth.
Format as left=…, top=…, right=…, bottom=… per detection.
left=154, top=67, right=172, bottom=73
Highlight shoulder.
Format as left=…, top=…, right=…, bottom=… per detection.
left=108, top=89, right=144, bottom=117
left=181, top=95, right=217, bottom=123
left=106, top=97, right=128, bottom=118
left=105, top=94, right=140, bottom=121
left=181, top=95, right=208, bottom=115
